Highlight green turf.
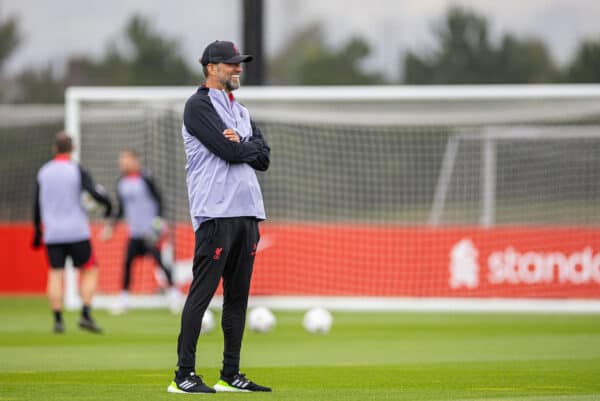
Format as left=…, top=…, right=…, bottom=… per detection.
left=1, top=297, right=599, bottom=400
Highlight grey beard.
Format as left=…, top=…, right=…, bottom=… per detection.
left=225, top=79, right=240, bottom=91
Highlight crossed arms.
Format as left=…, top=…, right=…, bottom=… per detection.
left=183, top=96, right=270, bottom=171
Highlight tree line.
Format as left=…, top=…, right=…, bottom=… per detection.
left=1, top=6, right=599, bottom=104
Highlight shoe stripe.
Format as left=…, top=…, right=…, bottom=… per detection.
left=232, top=379, right=240, bottom=386
left=241, top=382, right=249, bottom=388
left=180, top=381, right=194, bottom=389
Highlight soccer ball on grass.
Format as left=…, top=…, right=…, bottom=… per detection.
left=303, top=307, right=333, bottom=334
left=248, top=306, right=276, bottom=333
left=200, top=309, right=215, bottom=334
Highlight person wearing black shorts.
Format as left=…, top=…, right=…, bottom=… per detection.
left=46, top=240, right=96, bottom=271
left=33, top=132, right=112, bottom=333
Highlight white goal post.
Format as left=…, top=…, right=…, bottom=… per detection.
left=64, top=84, right=600, bottom=313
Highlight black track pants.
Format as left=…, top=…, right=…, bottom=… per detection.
left=123, top=238, right=174, bottom=290
left=176, top=217, right=260, bottom=376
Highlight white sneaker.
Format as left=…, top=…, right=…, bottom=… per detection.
left=110, top=291, right=129, bottom=315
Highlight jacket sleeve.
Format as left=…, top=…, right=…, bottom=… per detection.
left=184, top=96, right=266, bottom=164
left=80, top=167, right=113, bottom=218
left=142, top=175, right=163, bottom=217
left=111, top=178, right=124, bottom=223
left=33, top=180, right=41, bottom=234
left=246, top=120, right=270, bottom=172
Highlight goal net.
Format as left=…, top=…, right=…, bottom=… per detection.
left=59, top=85, right=600, bottom=311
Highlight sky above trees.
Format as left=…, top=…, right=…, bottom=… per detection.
left=2, top=0, right=600, bottom=81
left=1, top=1, right=600, bottom=103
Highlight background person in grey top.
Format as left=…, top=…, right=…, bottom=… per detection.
left=168, top=41, right=271, bottom=394
left=103, top=149, right=181, bottom=314
left=32, top=132, right=112, bottom=334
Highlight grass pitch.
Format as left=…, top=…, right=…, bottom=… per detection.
left=1, top=297, right=599, bottom=401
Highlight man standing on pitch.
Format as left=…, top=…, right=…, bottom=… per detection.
left=33, top=132, right=112, bottom=333
left=168, top=41, right=271, bottom=394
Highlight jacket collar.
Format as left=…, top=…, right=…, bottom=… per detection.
left=53, top=154, right=71, bottom=162
left=198, top=85, right=235, bottom=102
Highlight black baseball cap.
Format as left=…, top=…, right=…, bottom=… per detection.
left=200, top=41, right=253, bottom=66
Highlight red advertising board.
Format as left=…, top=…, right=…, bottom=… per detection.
left=2, top=223, right=599, bottom=298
